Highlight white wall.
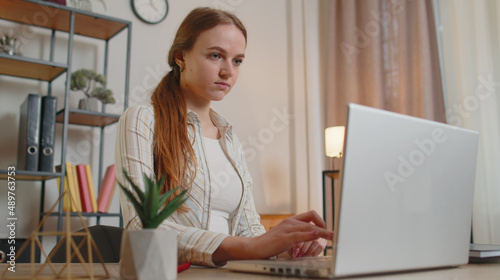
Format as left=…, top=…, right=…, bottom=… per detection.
left=0, top=0, right=326, bottom=251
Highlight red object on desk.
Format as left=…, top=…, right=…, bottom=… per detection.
left=178, top=262, right=191, bottom=273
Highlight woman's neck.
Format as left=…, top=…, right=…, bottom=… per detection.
left=186, top=101, right=220, bottom=139
left=186, top=99, right=211, bottom=123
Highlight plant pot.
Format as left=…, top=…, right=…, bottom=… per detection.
left=120, top=229, right=177, bottom=280
left=78, top=97, right=101, bottom=112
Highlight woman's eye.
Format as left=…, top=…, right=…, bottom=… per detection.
left=233, top=59, right=243, bottom=66
left=210, top=53, right=221, bottom=59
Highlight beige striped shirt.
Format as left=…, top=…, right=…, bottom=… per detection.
left=115, top=104, right=266, bottom=267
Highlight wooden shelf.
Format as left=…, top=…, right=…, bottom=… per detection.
left=0, top=0, right=130, bottom=40
left=56, top=108, right=120, bottom=127
left=0, top=169, right=61, bottom=180
left=0, top=53, right=67, bottom=81
left=44, top=212, right=121, bottom=217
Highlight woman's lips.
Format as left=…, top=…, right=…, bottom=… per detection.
left=215, top=82, right=229, bottom=90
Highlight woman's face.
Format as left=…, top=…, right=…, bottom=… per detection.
left=178, top=24, right=246, bottom=107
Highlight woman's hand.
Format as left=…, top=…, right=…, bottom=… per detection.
left=289, top=238, right=328, bottom=258
left=286, top=221, right=328, bottom=258
left=212, top=210, right=333, bottom=264
left=247, top=210, right=332, bottom=259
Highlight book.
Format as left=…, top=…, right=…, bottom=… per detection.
left=55, top=165, right=71, bottom=212
left=470, top=244, right=500, bottom=258
left=62, top=175, right=71, bottom=211
left=76, top=164, right=92, bottom=212
left=17, top=94, right=41, bottom=171
left=39, top=96, right=57, bottom=172
left=97, top=164, right=116, bottom=213
left=72, top=164, right=82, bottom=212
left=65, top=162, right=82, bottom=212
left=105, top=178, right=118, bottom=213
left=85, top=164, right=98, bottom=212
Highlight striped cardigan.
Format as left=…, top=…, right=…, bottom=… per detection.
left=115, top=104, right=266, bottom=267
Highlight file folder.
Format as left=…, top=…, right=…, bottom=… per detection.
left=17, top=94, right=41, bottom=171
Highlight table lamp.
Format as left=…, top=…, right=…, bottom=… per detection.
left=325, top=126, right=345, bottom=159
left=322, top=126, right=345, bottom=255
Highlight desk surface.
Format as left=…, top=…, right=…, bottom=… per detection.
left=1, top=263, right=500, bottom=279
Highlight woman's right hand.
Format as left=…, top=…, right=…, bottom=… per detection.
left=212, top=210, right=333, bottom=265
left=246, top=210, right=333, bottom=259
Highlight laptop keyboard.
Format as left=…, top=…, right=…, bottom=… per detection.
left=267, top=256, right=333, bottom=268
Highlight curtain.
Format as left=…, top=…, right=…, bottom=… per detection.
left=437, top=0, right=500, bottom=244
left=325, top=0, right=446, bottom=127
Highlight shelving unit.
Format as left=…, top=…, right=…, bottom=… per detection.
left=55, top=108, right=121, bottom=127
left=0, top=170, right=61, bottom=181
left=0, top=0, right=131, bottom=234
left=0, top=53, right=67, bottom=81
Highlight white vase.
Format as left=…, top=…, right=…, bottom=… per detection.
left=120, top=229, right=177, bottom=280
left=78, top=96, right=100, bottom=112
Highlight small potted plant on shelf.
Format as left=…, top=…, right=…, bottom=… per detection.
left=118, top=170, right=187, bottom=280
left=70, top=68, right=115, bottom=112
left=67, top=0, right=107, bottom=12
left=0, top=31, right=22, bottom=55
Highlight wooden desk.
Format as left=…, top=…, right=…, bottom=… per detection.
left=1, top=263, right=500, bottom=279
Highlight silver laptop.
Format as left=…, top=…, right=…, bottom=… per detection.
left=227, top=103, right=479, bottom=278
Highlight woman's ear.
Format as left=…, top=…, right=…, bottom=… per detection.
left=174, top=51, right=185, bottom=69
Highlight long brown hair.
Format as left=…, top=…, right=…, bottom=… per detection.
left=151, top=7, right=247, bottom=205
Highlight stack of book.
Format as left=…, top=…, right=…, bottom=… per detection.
left=56, top=163, right=117, bottom=213
left=469, top=244, right=500, bottom=263
left=17, top=94, right=57, bottom=172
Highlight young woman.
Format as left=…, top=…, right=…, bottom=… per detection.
left=115, top=7, right=332, bottom=267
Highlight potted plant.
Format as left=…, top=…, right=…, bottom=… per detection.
left=67, top=0, right=107, bottom=12
left=118, top=170, right=187, bottom=280
left=70, top=68, right=115, bottom=112
left=0, top=31, right=22, bottom=55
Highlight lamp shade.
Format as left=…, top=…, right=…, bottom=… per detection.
left=325, top=126, right=345, bottom=158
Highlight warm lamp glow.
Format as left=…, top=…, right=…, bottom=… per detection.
left=325, top=126, right=345, bottom=158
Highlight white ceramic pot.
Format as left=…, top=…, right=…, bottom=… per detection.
left=78, top=97, right=100, bottom=112
left=120, top=229, right=177, bottom=280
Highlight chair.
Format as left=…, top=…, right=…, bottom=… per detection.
left=49, top=225, right=124, bottom=263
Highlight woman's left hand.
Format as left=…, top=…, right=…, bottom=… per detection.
left=289, top=238, right=327, bottom=258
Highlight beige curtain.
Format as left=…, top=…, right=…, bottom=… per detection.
left=437, top=0, right=500, bottom=244
left=325, top=0, right=446, bottom=127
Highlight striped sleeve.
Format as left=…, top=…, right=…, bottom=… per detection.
left=115, top=104, right=228, bottom=267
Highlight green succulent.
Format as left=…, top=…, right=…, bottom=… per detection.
left=70, top=68, right=115, bottom=104
left=118, top=170, right=188, bottom=229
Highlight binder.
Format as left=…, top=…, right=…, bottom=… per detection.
left=17, top=94, right=41, bottom=171
left=39, top=96, right=57, bottom=172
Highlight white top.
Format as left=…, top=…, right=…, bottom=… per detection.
left=204, top=137, right=243, bottom=235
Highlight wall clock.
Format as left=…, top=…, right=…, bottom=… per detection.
left=131, top=0, right=169, bottom=24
